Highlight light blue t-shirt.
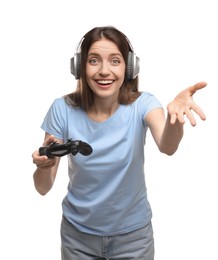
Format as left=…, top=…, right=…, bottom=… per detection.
left=41, top=92, right=162, bottom=236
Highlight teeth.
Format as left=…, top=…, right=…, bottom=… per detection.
left=97, top=80, right=113, bottom=84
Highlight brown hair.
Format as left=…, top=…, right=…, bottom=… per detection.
left=64, top=26, right=141, bottom=110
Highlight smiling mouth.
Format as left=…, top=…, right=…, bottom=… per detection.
left=96, top=80, right=114, bottom=85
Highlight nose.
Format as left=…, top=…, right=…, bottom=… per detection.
left=98, top=61, right=110, bottom=76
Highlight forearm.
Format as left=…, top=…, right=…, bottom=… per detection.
left=33, top=167, right=55, bottom=195
left=159, top=113, right=184, bottom=155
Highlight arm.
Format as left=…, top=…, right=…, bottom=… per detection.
left=32, top=133, right=63, bottom=195
left=145, top=81, right=207, bottom=155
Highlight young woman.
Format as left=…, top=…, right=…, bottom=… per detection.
left=32, top=26, right=207, bottom=260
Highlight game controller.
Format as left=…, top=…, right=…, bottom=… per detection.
left=39, top=138, right=93, bottom=157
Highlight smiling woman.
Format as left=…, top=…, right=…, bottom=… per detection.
left=85, top=39, right=126, bottom=108
left=69, top=26, right=141, bottom=110
left=32, top=26, right=207, bottom=260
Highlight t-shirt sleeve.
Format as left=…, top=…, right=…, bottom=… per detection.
left=138, top=92, right=163, bottom=124
left=40, top=98, right=66, bottom=140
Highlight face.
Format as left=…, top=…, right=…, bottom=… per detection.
left=86, top=38, right=126, bottom=102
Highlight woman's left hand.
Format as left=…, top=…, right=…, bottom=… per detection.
left=167, top=81, right=207, bottom=126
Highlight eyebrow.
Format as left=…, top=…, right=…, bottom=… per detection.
left=87, top=52, right=123, bottom=57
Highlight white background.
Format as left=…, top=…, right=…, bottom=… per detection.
left=0, top=0, right=217, bottom=259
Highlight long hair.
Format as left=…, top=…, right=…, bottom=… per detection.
left=65, top=26, right=141, bottom=110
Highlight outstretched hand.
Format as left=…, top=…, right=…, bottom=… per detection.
left=167, top=81, right=207, bottom=126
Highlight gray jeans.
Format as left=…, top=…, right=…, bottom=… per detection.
left=61, top=217, right=154, bottom=260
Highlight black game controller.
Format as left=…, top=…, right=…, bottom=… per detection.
left=39, top=138, right=93, bottom=157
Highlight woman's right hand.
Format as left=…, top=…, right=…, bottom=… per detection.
left=32, top=150, right=57, bottom=170
left=32, top=135, right=58, bottom=170
left=32, top=134, right=62, bottom=195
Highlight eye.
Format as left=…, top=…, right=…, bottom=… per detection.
left=88, top=58, right=99, bottom=65
left=111, top=58, right=120, bottom=65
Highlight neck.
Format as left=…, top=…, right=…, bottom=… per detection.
left=87, top=98, right=120, bottom=122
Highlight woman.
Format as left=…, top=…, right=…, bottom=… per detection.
left=32, top=26, right=207, bottom=259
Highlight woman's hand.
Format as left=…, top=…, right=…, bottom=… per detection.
left=32, top=135, right=61, bottom=195
left=167, top=81, right=207, bottom=126
left=32, top=135, right=57, bottom=170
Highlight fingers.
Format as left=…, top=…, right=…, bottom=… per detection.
left=170, top=113, right=177, bottom=125
left=184, top=109, right=197, bottom=126
left=168, top=81, right=207, bottom=126
left=32, top=150, right=56, bottom=168
left=170, top=106, right=206, bottom=126
left=43, top=135, right=56, bottom=146
left=32, top=150, right=47, bottom=163
left=189, top=81, right=207, bottom=95
left=170, top=112, right=185, bottom=125
left=169, top=112, right=195, bottom=126
left=191, top=102, right=206, bottom=121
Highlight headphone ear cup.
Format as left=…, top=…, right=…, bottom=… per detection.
left=71, top=53, right=81, bottom=79
left=71, top=51, right=139, bottom=80
left=127, top=52, right=140, bottom=80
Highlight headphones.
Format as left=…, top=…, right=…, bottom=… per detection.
left=70, top=36, right=140, bottom=80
